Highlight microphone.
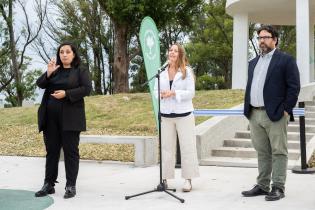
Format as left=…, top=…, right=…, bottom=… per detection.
left=158, top=61, right=169, bottom=71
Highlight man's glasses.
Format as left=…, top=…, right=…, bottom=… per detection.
left=257, top=36, right=273, bottom=41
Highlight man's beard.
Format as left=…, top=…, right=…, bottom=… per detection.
left=259, top=44, right=274, bottom=55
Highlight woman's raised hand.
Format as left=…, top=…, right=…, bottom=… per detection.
left=47, top=58, right=60, bottom=78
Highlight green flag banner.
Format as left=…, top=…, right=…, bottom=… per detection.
left=139, top=16, right=160, bottom=128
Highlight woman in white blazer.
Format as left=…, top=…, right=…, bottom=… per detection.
left=154, top=43, right=199, bottom=192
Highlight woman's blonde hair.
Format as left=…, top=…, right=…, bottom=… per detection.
left=172, top=43, right=189, bottom=79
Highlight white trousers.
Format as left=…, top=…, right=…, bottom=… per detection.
left=161, top=113, right=200, bottom=179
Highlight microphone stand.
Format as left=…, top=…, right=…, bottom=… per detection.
left=125, top=66, right=185, bottom=203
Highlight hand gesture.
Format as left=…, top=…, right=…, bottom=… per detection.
left=51, top=90, right=66, bottom=99
left=47, top=58, right=60, bottom=78
left=161, top=90, right=175, bottom=99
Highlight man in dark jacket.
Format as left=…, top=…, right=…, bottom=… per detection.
left=242, top=25, right=300, bottom=201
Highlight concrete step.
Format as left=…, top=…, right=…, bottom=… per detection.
left=305, top=111, right=315, bottom=118
left=288, top=124, right=315, bottom=133
left=305, top=106, right=315, bottom=111
left=305, top=101, right=315, bottom=106
left=223, top=138, right=300, bottom=149
left=200, top=156, right=298, bottom=169
left=290, top=118, right=315, bottom=125
left=211, top=147, right=300, bottom=160
left=235, top=130, right=315, bottom=141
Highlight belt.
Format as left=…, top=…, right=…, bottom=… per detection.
left=251, top=106, right=265, bottom=110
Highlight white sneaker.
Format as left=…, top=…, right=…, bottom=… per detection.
left=182, top=179, right=192, bottom=192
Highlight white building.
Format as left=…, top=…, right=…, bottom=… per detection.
left=226, top=0, right=315, bottom=89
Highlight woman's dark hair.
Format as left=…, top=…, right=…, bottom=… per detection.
left=257, top=25, right=279, bottom=46
left=56, top=41, right=81, bottom=68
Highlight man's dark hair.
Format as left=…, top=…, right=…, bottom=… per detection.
left=56, top=41, right=81, bottom=68
left=257, top=25, right=279, bottom=46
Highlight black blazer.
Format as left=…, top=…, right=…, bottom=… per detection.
left=244, top=49, right=300, bottom=122
left=37, top=67, right=92, bottom=132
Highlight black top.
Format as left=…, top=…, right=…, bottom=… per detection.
left=47, top=68, right=71, bottom=95
left=169, top=80, right=173, bottom=89
left=37, top=67, right=92, bottom=132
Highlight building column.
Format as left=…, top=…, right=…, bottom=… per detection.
left=296, top=0, right=311, bottom=85
left=231, top=13, right=249, bottom=89
left=310, top=23, right=314, bottom=82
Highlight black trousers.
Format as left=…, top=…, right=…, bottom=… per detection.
left=43, top=97, right=80, bottom=187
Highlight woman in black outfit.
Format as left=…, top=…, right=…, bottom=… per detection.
left=35, top=42, right=92, bottom=199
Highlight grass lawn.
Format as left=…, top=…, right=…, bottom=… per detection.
left=0, top=90, right=244, bottom=161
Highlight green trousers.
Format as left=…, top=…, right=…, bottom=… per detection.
left=249, top=109, right=289, bottom=191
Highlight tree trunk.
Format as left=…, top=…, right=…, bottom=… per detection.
left=223, top=65, right=232, bottom=89
left=113, top=22, right=129, bottom=93
left=93, top=47, right=103, bottom=94
left=7, top=0, right=23, bottom=106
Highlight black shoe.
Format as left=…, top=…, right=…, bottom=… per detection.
left=35, top=183, right=55, bottom=197
left=265, top=187, right=285, bottom=201
left=242, top=185, right=269, bottom=197
left=64, top=186, right=76, bottom=199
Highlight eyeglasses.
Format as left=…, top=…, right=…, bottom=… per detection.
left=257, top=36, right=273, bottom=41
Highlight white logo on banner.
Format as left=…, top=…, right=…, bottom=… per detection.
left=144, top=29, right=157, bottom=60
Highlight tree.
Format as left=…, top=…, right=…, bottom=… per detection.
left=3, top=61, right=42, bottom=106
left=0, top=47, right=13, bottom=92
left=186, top=0, right=233, bottom=88
left=34, top=0, right=114, bottom=95
left=98, top=0, right=203, bottom=93
left=0, top=20, right=13, bottom=92
left=0, top=0, right=47, bottom=106
left=274, top=26, right=296, bottom=57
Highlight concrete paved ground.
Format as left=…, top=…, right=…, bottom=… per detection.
left=1, top=156, right=315, bottom=210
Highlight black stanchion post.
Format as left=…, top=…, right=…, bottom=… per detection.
left=292, top=101, right=315, bottom=174
left=300, top=101, right=307, bottom=170
left=175, top=136, right=181, bottom=168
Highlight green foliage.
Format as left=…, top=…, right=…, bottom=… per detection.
left=196, top=74, right=225, bottom=90
left=0, top=55, right=37, bottom=106
left=98, top=0, right=203, bottom=92
left=186, top=0, right=233, bottom=88
left=4, top=68, right=42, bottom=106
left=130, top=57, right=149, bottom=93
left=276, top=26, right=296, bottom=57
left=44, top=0, right=113, bottom=94
left=0, top=47, right=11, bottom=88
left=0, top=16, right=11, bottom=92
left=22, top=69, right=42, bottom=100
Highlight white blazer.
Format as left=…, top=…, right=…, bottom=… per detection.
left=154, top=66, right=195, bottom=114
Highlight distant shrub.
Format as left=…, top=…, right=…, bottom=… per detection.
left=196, top=75, right=225, bottom=90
